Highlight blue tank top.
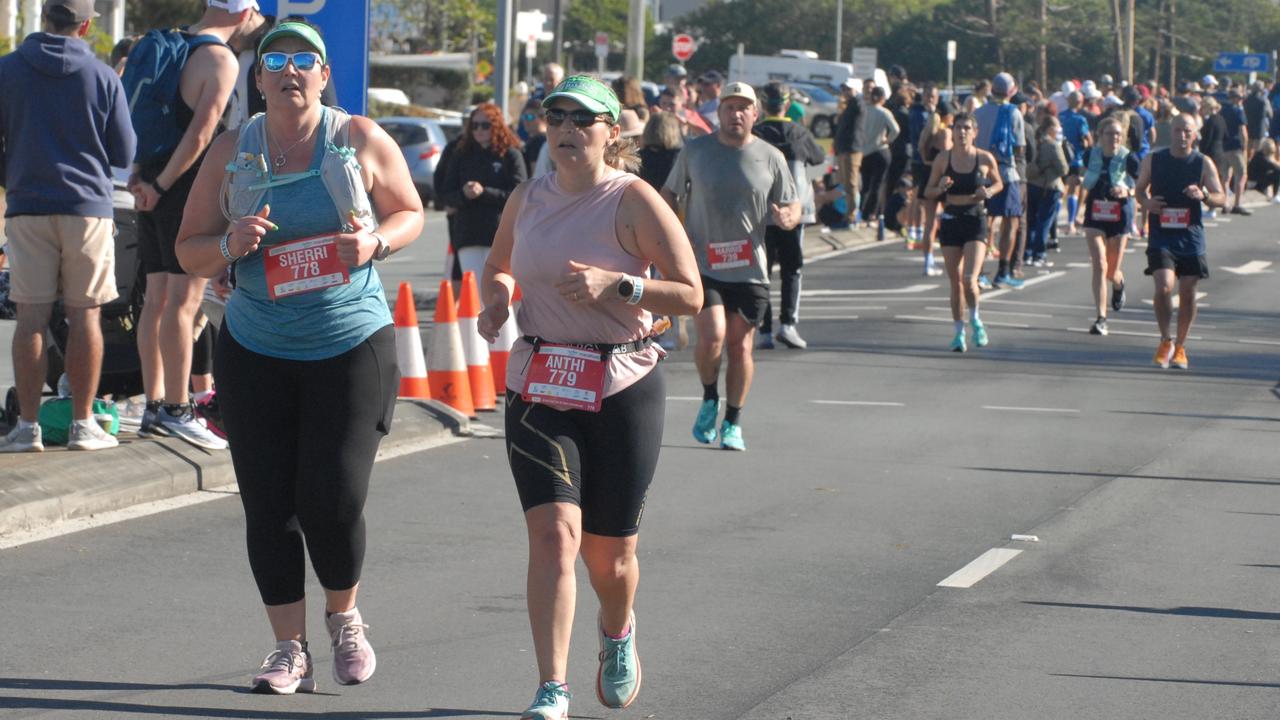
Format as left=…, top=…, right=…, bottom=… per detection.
left=1148, top=149, right=1206, bottom=257
left=224, top=111, right=392, bottom=360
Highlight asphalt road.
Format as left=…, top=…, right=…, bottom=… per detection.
left=1, top=205, right=1278, bottom=719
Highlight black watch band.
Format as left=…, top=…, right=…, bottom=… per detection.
left=150, top=179, right=167, bottom=196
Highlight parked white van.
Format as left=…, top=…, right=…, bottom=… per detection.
left=727, top=53, right=889, bottom=96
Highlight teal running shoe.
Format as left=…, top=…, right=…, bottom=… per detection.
left=597, top=610, right=641, bottom=708
left=971, top=319, right=989, bottom=347
left=692, top=399, right=719, bottom=444
left=950, top=330, right=967, bottom=353
left=521, top=680, right=571, bottom=720
left=719, top=420, right=745, bottom=451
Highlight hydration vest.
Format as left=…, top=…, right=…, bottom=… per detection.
left=220, top=107, right=376, bottom=233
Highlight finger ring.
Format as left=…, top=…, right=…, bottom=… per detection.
left=571, top=292, right=579, bottom=301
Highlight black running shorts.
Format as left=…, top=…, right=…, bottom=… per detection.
left=701, top=275, right=770, bottom=328
left=505, top=366, right=665, bottom=537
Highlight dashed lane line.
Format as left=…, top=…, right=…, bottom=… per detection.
left=982, top=406, right=1080, bottom=413
left=810, top=400, right=905, bottom=407
left=937, top=548, right=1024, bottom=588
left=896, top=314, right=1031, bottom=329
left=925, top=306, right=1053, bottom=318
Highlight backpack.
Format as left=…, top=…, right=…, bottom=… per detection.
left=122, top=29, right=225, bottom=165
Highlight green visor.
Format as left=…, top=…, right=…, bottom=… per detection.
left=541, top=75, right=621, bottom=123
left=257, top=21, right=327, bottom=65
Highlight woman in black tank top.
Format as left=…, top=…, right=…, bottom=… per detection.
left=923, top=112, right=1003, bottom=352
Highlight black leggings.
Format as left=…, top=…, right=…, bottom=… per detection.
left=762, top=224, right=803, bottom=331
left=191, top=321, right=216, bottom=376
left=505, top=366, right=665, bottom=537
left=213, top=324, right=398, bottom=606
left=860, top=149, right=891, bottom=219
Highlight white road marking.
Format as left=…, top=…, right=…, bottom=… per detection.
left=926, top=306, right=1053, bottom=318
left=1103, top=318, right=1215, bottom=329
left=667, top=396, right=704, bottom=401
left=896, top=314, right=1031, bottom=329
left=982, top=270, right=1068, bottom=299
left=1065, top=327, right=1203, bottom=341
left=1222, top=260, right=1274, bottom=275
left=982, top=405, right=1080, bottom=413
left=802, top=284, right=939, bottom=296
left=808, top=236, right=906, bottom=262
left=986, top=299, right=1096, bottom=310
left=811, top=400, right=905, bottom=407
left=1239, top=338, right=1280, bottom=347
left=937, top=548, right=1023, bottom=588
left=1066, top=262, right=1092, bottom=268
left=804, top=315, right=861, bottom=321
left=1141, top=291, right=1207, bottom=308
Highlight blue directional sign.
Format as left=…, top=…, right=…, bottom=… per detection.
left=259, top=0, right=369, bottom=115
left=1213, top=52, right=1271, bottom=74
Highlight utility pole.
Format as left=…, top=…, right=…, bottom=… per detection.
left=625, top=0, right=645, bottom=80
left=495, top=0, right=513, bottom=122
left=553, top=0, right=563, bottom=66
left=1126, top=0, right=1136, bottom=83
left=835, top=0, right=843, bottom=63
left=1169, top=0, right=1177, bottom=91
left=1038, top=0, right=1048, bottom=91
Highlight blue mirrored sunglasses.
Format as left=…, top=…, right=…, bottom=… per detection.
left=261, top=51, right=322, bottom=73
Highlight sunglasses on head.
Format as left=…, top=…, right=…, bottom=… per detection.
left=545, top=108, right=608, bottom=128
left=261, top=51, right=322, bottom=73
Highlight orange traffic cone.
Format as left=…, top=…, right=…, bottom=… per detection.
left=426, top=279, right=475, bottom=417
left=458, top=272, right=497, bottom=412
left=394, top=282, right=431, bottom=399
left=488, top=284, right=521, bottom=399
left=443, top=241, right=456, bottom=294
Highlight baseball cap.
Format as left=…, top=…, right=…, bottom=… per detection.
left=541, top=75, right=622, bottom=122
left=1121, top=85, right=1141, bottom=104
left=1202, top=74, right=1218, bottom=87
left=1081, top=80, right=1101, bottom=99
left=258, top=21, right=327, bottom=64
left=700, top=69, right=724, bottom=85
left=1060, top=80, right=1077, bottom=95
left=720, top=81, right=757, bottom=105
left=209, top=0, right=259, bottom=11
left=43, top=0, right=97, bottom=22
left=1010, top=91, right=1030, bottom=106
left=1100, top=73, right=1114, bottom=85
left=992, top=72, right=1016, bottom=97
left=665, top=63, right=687, bottom=78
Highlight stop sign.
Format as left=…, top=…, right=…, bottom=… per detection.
left=672, top=33, right=696, bottom=62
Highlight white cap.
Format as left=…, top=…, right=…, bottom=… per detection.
left=1202, top=74, right=1218, bottom=87
left=842, top=78, right=858, bottom=90
left=1060, top=80, right=1076, bottom=95
left=1080, top=80, right=1102, bottom=99
left=208, top=0, right=259, bottom=10
left=721, top=81, right=757, bottom=105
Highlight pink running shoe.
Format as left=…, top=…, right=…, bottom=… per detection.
left=326, top=607, right=376, bottom=685
left=251, top=640, right=315, bottom=695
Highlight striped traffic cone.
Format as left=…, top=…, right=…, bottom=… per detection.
left=393, top=282, right=430, bottom=399
left=458, top=271, right=496, bottom=412
left=488, top=284, right=521, bottom=400
left=426, top=279, right=475, bottom=417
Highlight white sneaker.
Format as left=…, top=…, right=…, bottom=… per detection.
left=158, top=404, right=228, bottom=450
left=924, top=265, right=944, bottom=277
left=1271, top=195, right=1280, bottom=205
left=67, top=420, right=119, bottom=451
left=0, top=422, right=43, bottom=452
left=775, top=323, right=808, bottom=349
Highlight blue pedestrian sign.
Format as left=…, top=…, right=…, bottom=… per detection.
left=1213, top=52, right=1271, bottom=74
left=259, top=0, right=370, bottom=115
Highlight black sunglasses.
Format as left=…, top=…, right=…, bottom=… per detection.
left=545, top=108, right=608, bottom=128
left=471, top=121, right=493, bottom=131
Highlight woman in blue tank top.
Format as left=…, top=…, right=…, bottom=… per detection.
left=173, top=21, right=424, bottom=695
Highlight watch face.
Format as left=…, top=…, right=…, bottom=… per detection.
left=619, top=279, right=634, bottom=298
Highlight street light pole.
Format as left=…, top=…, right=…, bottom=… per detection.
left=626, top=0, right=644, bottom=80
left=495, top=0, right=513, bottom=122
left=834, top=0, right=843, bottom=63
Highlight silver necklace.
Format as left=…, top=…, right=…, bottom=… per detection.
left=268, top=122, right=318, bottom=168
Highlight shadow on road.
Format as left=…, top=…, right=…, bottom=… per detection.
left=1024, top=601, right=1280, bottom=621
left=1049, top=672, right=1280, bottom=689
left=967, top=466, right=1280, bottom=487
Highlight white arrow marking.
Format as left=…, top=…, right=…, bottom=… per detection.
left=1222, top=260, right=1273, bottom=275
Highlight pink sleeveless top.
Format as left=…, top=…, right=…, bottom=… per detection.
left=508, top=169, right=661, bottom=400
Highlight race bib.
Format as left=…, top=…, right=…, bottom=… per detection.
left=264, top=234, right=350, bottom=300
left=1091, top=200, right=1121, bottom=222
left=1160, top=207, right=1190, bottom=229
left=707, top=238, right=754, bottom=271
left=521, top=344, right=607, bottom=412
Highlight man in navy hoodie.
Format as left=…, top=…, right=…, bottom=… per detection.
left=0, top=0, right=135, bottom=452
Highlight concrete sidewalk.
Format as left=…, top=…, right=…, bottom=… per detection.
left=0, top=223, right=881, bottom=541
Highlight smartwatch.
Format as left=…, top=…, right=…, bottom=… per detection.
left=616, top=274, right=644, bottom=305
left=372, top=232, right=391, bottom=261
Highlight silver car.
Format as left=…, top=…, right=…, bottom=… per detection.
left=790, top=82, right=840, bottom=139
left=376, top=116, right=463, bottom=204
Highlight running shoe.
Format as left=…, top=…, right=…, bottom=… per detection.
left=1230, top=206, right=1253, bottom=216
left=1153, top=338, right=1174, bottom=368
left=251, top=640, right=316, bottom=695
left=1272, top=195, right=1280, bottom=205
left=977, top=274, right=993, bottom=290
left=775, top=323, right=807, bottom=349
left=597, top=610, right=641, bottom=708
left=326, top=607, right=376, bottom=685
left=137, top=400, right=166, bottom=438
left=158, top=403, right=228, bottom=450
left=1111, top=282, right=1126, bottom=312
left=1204, top=209, right=1217, bottom=220
left=0, top=422, right=42, bottom=453
left=692, top=399, right=719, bottom=444
left=1089, top=317, right=1109, bottom=336
left=993, top=273, right=1025, bottom=289
left=757, top=332, right=775, bottom=350
left=1170, top=345, right=1189, bottom=369
left=67, top=420, right=118, bottom=451
left=719, top=420, right=745, bottom=451
left=1046, top=239, right=1061, bottom=252
left=193, top=393, right=226, bottom=440
left=971, top=319, right=989, bottom=347
left=950, top=330, right=967, bottom=353
left=522, top=681, right=571, bottom=720
left=923, top=265, right=943, bottom=277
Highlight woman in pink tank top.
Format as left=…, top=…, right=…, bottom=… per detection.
left=478, top=76, right=701, bottom=719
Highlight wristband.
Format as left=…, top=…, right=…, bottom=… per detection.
left=624, top=274, right=644, bottom=305
left=150, top=179, right=167, bottom=196
left=219, top=233, right=235, bottom=263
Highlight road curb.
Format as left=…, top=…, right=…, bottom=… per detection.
left=0, top=398, right=468, bottom=539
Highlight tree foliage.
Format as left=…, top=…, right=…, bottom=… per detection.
left=126, top=0, right=203, bottom=33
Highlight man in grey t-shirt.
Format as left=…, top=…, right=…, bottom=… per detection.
left=662, top=81, right=799, bottom=452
